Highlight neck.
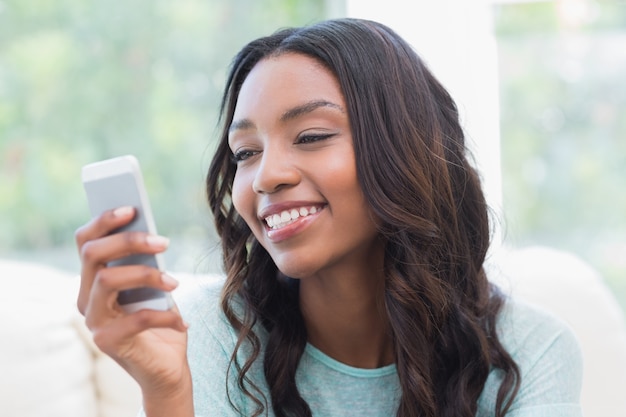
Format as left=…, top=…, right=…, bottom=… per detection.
left=299, top=258, right=394, bottom=369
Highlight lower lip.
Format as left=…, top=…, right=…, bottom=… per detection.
left=265, top=210, right=322, bottom=243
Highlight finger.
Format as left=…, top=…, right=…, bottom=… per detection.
left=84, top=267, right=179, bottom=325
left=75, top=206, right=136, bottom=249
left=76, top=206, right=138, bottom=314
left=92, top=309, right=188, bottom=356
left=80, top=231, right=170, bottom=270
left=77, top=231, right=170, bottom=313
left=97, top=265, right=179, bottom=293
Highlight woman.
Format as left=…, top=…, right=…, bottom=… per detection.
left=76, top=18, right=583, bottom=417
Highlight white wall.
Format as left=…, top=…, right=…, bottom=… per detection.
left=346, top=1, right=503, bottom=236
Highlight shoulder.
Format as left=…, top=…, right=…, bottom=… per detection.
left=497, top=297, right=583, bottom=373
left=172, top=273, right=226, bottom=328
left=170, top=272, right=242, bottom=356
left=478, top=297, right=584, bottom=416
left=169, top=273, right=271, bottom=416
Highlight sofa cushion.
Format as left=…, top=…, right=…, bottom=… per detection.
left=489, top=246, right=626, bottom=417
left=73, top=315, right=142, bottom=417
left=0, top=260, right=98, bottom=417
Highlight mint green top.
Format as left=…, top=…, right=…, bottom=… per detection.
left=140, top=277, right=584, bottom=417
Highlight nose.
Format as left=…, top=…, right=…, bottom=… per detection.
left=252, top=147, right=300, bottom=194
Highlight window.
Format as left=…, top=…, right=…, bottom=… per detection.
left=494, top=0, right=626, bottom=313
left=0, top=0, right=332, bottom=273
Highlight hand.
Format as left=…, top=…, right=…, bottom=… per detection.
left=75, top=206, right=192, bottom=404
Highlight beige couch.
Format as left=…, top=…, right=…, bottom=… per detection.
left=1, top=246, right=625, bottom=417
left=0, top=260, right=141, bottom=417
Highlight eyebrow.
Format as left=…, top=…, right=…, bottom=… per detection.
left=228, top=99, right=344, bottom=133
left=280, top=99, right=344, bottom=121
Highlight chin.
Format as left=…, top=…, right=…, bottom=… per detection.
left=272, top=255, right=319, bottom=280
left=275, top=265, right=310, bottom=280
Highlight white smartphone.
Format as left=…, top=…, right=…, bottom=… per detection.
left=81, top=155, right=174, bottom=313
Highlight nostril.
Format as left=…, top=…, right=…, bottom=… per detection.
left=252, top=162, right=301, bottom=194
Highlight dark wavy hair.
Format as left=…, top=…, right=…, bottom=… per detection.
left=206, top=17, right=520, bottom=417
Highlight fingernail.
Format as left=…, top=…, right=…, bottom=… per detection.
left=146, top=235, right=170, bottom=248
left=161, top=273, right=179, bottom=287
left=113, top=206, right=134, bottom=217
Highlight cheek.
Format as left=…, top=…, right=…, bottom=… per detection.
left=320, top=149, right=359, bottom=196
left=321, top=151, right=376, bottom=228
left=231, top=172, right=255, bottom=223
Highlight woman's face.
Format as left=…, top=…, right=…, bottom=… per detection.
left=228, top=53, right=382, bottom=279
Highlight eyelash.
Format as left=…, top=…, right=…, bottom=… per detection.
left=231, top=149, right=257, bottom=163
left=295, top=132, right=335, bottom=144
left=231, top=133, right=335, bottom=163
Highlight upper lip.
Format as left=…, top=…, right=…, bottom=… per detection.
left=258, top=201, right=326, bottom=221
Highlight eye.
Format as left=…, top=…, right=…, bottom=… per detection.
left=231, top=149, right=259, bottom=163
left=295, top=132, right=335, bottom=145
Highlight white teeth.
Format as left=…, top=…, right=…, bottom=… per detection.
left=270, top=214, right=281, bottom=227
left=264, top=206, right=322, bottom=230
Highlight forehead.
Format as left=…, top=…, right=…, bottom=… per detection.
left=233, top=53, right=344, bottom=121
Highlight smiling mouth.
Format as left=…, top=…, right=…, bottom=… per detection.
left=264, top=205, right=324, bottom=230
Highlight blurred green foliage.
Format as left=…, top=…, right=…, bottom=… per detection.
left=495, top=1, right=626, bottom=312
left=1, top=0, right=623, bottom=315
left=0, top=0, right=327, bottom=257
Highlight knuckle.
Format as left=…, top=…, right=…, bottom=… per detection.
left=84, top=310, right=98, bottom=331
left=133, top=309, right=153, bottom=328
left=139, top=265, right=157, bottom=281
left=75, top=216, right=104, bottom=247
left=77, top=297, right=87, bottom=316
left=91, top=329, right=110, bottom=352
left=84, top=317, right=95, bottom=331
left=95, top=269, right=116, bottom=290
left=80, top=241, right=97, bottom=263
left=124, top=231, right=144, bottom=247
left=74, top=226, right=87, bottom=246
